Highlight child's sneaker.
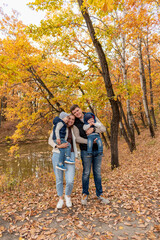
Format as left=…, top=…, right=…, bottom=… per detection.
left=81, top=194, right=88, bottom=205
left=64, top=157, right=75, bottom=164
left=56, top=164, right=66, bottom=171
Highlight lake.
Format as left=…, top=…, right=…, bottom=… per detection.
left=0, top=142, right=53, bottom=181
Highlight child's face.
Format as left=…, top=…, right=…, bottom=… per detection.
left=63, top=116, right=69, bottom=123
left=87, top=118, right=94, bottom=124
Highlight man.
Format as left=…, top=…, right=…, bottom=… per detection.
left=70, top=104, right=110, bottom=205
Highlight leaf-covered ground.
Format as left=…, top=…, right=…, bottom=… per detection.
left=0, top=127, right=160, bottom=240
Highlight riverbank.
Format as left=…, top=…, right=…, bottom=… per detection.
left=0, top=125, right=160, bottom=239
left=0, top=121, right=51, bottom=145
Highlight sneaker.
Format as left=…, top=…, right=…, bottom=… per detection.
left=64, top=158, right=75, bottom=164
left=65, top=195, right=72, bottom=208
left=57, top=199, right=64, bottom=209
left=81, top=194, right=88, bottom=205
left=56, top=164, right=66, bottom=171
left=98, top=195, right=110, bottom=204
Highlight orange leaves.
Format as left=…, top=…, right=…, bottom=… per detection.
left=0, top=126, right=160, bottom=239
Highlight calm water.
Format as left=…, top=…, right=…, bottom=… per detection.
left=0, top=142, right=53, bottom=180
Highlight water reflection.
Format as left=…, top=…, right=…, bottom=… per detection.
left=0, top=142, right=53, bottom=180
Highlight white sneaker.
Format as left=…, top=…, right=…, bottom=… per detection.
left=65, top=195, right=72, bottom=208
left=98, top=196, right=110, bottom=204
left=56, top=199, right=64, bottom=209
left=81, top=194, right=88, bottom=205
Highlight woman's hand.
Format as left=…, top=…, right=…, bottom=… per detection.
left=57, top=142, right=69, bottom=148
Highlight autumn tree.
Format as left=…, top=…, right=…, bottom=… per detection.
left=0, top=9, right=83, bottom=146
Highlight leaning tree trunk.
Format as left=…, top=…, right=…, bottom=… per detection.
left=27, top=66, right=64, bottom=113
left=138, top=37, right=155, bottom=138
left=77, top=0, right=120, bottom=169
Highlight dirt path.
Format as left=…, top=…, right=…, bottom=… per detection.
left=0, top=127, right=160, bottom=239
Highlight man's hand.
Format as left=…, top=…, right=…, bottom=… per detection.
left=86, top=128, right=94, bottom=135
left=57, top=139, right=61, bottom=145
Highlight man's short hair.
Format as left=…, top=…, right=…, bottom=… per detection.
left=70, top=104, right=80, bottom=112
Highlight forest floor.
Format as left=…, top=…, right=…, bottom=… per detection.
left=0, top=125, right=160, bottom=240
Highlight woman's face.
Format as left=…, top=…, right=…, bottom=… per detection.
left=67, top=115, right=75, bottom=127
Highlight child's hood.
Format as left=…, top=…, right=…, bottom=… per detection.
left=53, top=116, right=63, bottom=125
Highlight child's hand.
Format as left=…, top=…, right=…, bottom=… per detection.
left=57, top=139, right=61, bottom=145
left=90, top=122, right=95, bottom=126
left=93, top=138, right=98, bottom=143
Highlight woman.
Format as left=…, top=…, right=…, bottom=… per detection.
left=48, top=114, right=77, bottom=209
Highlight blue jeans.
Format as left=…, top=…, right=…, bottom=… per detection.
left=81, top=150, right=103, bottom=197
left=54, top=139, right=71, bottom=165
left=87, top=133, right=103, bottom=155
left=52, top=152, right=75, bottom=196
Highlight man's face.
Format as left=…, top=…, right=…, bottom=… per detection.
left=72, top=107, right=83, bottom=119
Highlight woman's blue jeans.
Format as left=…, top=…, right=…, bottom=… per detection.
left=52, top=152, right=75, bottom=196
left=81, top=150, right=103, bottom=197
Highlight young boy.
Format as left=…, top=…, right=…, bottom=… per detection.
left=53, top=112, right=75, bottom=171
left=83, top=112, right=103, bottom=156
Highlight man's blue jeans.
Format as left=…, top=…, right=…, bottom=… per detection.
left=81, top=150, right=103, bottom=197
left=54, top=139, right=71, bottom=165
left=52, top=152, right=75, bottom=196
left=87, top=133, right=103, bottom=155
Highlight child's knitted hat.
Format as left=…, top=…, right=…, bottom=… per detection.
left=84, top=112, right=95, bottom=124
left=59, top=112, right=69, bottom=120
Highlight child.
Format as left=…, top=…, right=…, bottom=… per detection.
left=53, top=112, right=75, bottom=171
left=83, top=112, right=103, bottom=156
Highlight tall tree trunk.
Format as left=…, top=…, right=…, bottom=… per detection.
left=77, top=0, right=120, bottom=169
left=145, top=33, right=157, bottom=128
left=121, top=34, right=136, bottom=150
left=139, top=101, right=147, bottom=127
left=119, top=121, right=133, bottom=152
left=0, top=98, right=2, bottom=127
left=138, top=37, right=155, bottom=137
left=130, top=110, right=140, bottom=135
left=118, top=100, right=136, bottom=151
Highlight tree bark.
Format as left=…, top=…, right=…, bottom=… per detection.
left=77, top=0, right=120, bottom=169
left=119, top=121, right=133, bottom=152
left=118, top=100, right=136, bottom=151
left=130, top=110, right=140, bottom=135
left=138, top=37, right=155, bottom=137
